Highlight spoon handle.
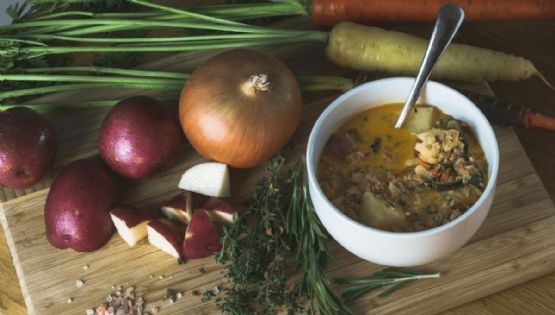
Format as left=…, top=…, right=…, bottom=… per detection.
left=394, top=4, right=465, bottom=128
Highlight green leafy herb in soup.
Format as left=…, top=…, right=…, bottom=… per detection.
left=317, top=103, right=488, bottom=232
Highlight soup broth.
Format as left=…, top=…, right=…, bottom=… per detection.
left=317, top=103, right=488, bottom=232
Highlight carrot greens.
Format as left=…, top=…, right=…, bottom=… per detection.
left=2, top=0, right=549, bottom=108
left=0, top=66, right=352, bottom=107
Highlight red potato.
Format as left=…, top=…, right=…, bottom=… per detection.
left=183, top=209, right=222, bottom=259
left=45, top=158, right=120, bottom=252
left=99, top=95, right=184, bottom=179
left=0, top=108, right=56, bottom=189
left=161, top=191, right=193, bottom=224
left=110, top=206, right=153, bottom=247
left=147, top=220, right=184, bottom=258
left=202, top=198, right=238, bottom=224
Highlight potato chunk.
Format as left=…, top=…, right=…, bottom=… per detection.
left=406, top=106, right=437, bottom=134
left=358, top=192, right=406, bottom=230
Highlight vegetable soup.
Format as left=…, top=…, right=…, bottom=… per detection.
left=317, top=103, right=488, bottom=232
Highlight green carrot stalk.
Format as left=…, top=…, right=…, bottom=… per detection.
left=0, top=71, right=352, bottom=104
left=193, top=2, right=307, bottom=18
left=0, top=96, right=179, bottom=111
left=0, top=83, right=180, bottom=101
left=9, top=35, right=327, bottom=58
left=0, top=18, right=302, bottom=35
left=32, top=11, right=95, bottom=20
left=20, top=66, right=190, bottom=79
left=17, top=32, right=302, bottom=44
left=297, top=75, right=354, bottom=92
left=128, top=0, right=246, bottom=27
left=0, top=74, right=183, bottom=86
left=25, top=2, right=307, bottom=22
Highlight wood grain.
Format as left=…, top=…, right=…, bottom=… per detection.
left=1, top=16, right=555, bottom=315
left=1, top=92, right=555, bottom=315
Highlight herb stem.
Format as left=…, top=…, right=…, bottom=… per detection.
left=337, top=269, right=441, bottom=303
left=392, top=273, right=441, bottom=281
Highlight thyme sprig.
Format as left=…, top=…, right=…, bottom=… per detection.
left=216, top=156, right=299, bottom=314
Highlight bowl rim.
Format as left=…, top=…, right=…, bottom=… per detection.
left=306, top=77, right=500, bottom=238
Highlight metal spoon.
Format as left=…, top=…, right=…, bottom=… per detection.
left=394, top=4, right=465, bottom=128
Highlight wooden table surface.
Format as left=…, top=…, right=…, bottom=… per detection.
left=1, top=20, right=554, bottom=315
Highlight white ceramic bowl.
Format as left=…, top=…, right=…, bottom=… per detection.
left=306, top=77, right=499, bottom=267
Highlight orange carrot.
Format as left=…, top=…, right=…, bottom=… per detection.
left=416, top=157, right=432, bottom=170
left=524, top=112, right=555, bottom=131
left=311, top=0, right=555, bottom=27
left=440, top=169, right=451, bottom=183
left=459, top=89, right=555, bottom=132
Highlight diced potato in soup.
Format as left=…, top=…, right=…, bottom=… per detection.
left=317, top=103, right=488, bottom=232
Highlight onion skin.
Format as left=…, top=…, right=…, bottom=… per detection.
left=179, top=49, right=302, bottom=168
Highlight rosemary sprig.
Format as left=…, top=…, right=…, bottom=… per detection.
left=336, top=269, right=441, bottom=303
left=285, top=160, right=353, bottom=315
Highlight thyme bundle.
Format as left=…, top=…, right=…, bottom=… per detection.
left=215, top=156, right=299, bottom=314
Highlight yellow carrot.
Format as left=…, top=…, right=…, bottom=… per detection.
left=326, top=21, right=541, bottom=82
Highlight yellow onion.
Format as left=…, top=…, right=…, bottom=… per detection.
left=179, top=49, right=302, bottom=168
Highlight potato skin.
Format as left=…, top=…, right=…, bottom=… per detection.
left=183, top=209, right=222, bottom=259
left=98, top=95, right=184, bottom=179
left=45, top=158, right=120, bottom=252
left=0, top=108, right=56, bottom=189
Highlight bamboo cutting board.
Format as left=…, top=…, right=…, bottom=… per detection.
left=1, top=20, right=555, bottom=315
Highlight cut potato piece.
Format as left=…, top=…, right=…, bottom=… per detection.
left=110, top=206, right=152, bottom=247
left=161, top=191, right=193, bottom=224
left=358, top=192, right=406, bottom=230
left=406, top=106, right=437, bottom=134
left=147, top=220, right=184, bottom=258
left=183, top=210, right=222, bottom=259
left=203, top=198, right=237, bottom=224
left=178, top=162, right=230, bottom=197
